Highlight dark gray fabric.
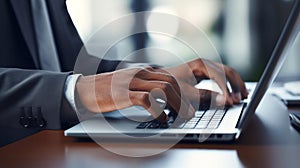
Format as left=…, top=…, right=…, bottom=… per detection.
left=30, top=0, right=61, bottom=71
left=0, top=0, right=124, bottom=146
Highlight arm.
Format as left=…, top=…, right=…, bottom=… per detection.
left=0, top=58, right=151, bottom=127
left=75, top=59, right=248, bottom=122
left=0, top=68, right=72, bottom=130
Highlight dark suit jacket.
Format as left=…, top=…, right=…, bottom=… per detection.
left=0, top=0, right=124, bottom=145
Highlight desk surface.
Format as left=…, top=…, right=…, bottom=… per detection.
left=1, top=94, right=300, bottom=168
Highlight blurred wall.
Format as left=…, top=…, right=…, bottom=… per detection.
left=67, top=0, right=300, bottom=81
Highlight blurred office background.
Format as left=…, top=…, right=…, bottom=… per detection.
left=67, top=0, right=300, bottom=81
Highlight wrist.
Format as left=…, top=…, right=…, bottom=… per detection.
left=75, top=74, right=103, bottom=113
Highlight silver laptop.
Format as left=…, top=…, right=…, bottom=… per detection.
left=65, top=0, right=300, bottom=142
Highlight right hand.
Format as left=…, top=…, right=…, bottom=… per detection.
left=75, top=67, right=195, bottom=122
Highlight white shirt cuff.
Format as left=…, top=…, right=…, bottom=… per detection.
left=64, top=74, right=82, bottom=113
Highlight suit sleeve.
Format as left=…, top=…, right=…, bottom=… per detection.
left=0, top=68, right=72, bottom=130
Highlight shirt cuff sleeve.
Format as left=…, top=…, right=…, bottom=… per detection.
left=64, top=74, right=83, bottom=113
left=63, top=74, right=95, bottom=124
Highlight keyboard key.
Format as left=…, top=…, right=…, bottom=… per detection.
left=195, top=124, right=207, bottom=129
left=159, top=123, right=170, bottom=129
left=202, top=110, right=216, bottom=120
left=147, top=121, right=161, bottom=129
left=215, top=109, right=225, bottom=113
left=189, top=118, right=200, bottom=122
left=195, top=121, right=209, bottom=129
left=170, top=121, right=186, bottom=129
left=195, top=111, right=205, bottom=117
left=205, top=109, right=216, bottom=115
left=136, top=122, right=149, bottom=129
left=211, top=116, right=223, bottom=121
left=183, top=123, right=196, bottom=129
left=207, top=121, right=220, bottom=129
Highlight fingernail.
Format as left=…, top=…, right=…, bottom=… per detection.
left=216, top=94, right=226, bottom=106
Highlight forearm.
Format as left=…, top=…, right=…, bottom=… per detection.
left=62, top=54, right=162, bottom=126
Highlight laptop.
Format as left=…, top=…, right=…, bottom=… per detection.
left=65, top=0, right=300, bottom=142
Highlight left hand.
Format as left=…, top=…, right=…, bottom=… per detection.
left=156, top=59, right=248, bottom=109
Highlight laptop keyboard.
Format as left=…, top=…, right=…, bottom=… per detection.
left=136, top=108, right=227, bottom=129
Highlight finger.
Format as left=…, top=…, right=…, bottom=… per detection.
left=136, top=68, right=181, bottom=94
left=129, top=91, right=168, bottom=122
left=228, top=72, right=248, bottom=102
left=201, top=61, right=233, bottom=105
left=181, top=82, right=226, bottom=108
left=217, top=64, right=248, bottom=100
left=130, top=79, right=195, bottom=119
left=199, top=89, right=227, bottom=107
left=233, top=72, right=248, bottom=99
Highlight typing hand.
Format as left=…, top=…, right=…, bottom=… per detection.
left=75, top=67, right=195, bottom=122
left=157, top=59, right=248, bottom=109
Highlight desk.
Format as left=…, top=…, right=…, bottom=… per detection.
left=1, top=94, right=300, bottom=168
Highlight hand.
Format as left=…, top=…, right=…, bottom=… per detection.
left=75, top=67, right=195, bottom=122
left=159, top=59, right=248, bottom=108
